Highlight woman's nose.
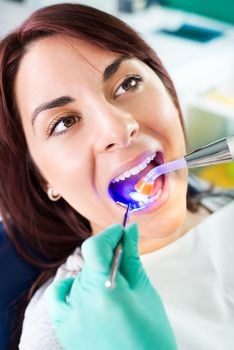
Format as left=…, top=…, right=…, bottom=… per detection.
left=94, top=105, right=139, bottom=153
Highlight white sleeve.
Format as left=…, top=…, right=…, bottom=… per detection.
left=19, top=247, right=84, bottom=350
left=19, top=280, right=64, bottom=350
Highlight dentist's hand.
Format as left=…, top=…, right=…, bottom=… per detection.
left=45, top=224, right=177, bottom=350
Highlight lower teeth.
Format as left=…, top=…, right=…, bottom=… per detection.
left=132, top=187, right=162, bottom=209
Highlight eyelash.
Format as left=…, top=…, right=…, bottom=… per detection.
left=114, top=74, right=143, bottom=98
left=46, top=114, right=81, bottom=137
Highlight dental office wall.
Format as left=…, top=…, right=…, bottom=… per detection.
left=1, top=0, right=234, bottom=186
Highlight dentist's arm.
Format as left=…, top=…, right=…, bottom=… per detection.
left=45, top=224, right=177, bottom=350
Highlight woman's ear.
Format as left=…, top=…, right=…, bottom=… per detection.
left=46, top=184, right=61, bottom=202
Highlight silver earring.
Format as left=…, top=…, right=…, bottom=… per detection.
left=47, top=186, right=61, bottom=201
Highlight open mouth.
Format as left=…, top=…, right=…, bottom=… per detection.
left=108, top=152, right=165, bottom=212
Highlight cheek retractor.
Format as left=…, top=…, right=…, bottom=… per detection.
left=135, top=136, right=234, bottom=196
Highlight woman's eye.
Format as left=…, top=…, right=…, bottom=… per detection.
left=47, top=115, right=81, bottom=137
left=115, top=74, right=143, bottom=97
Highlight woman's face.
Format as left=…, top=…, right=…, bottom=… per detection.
left=15, top=35, right=187, bottom=251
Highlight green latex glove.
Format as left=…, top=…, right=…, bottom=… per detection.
left=45, top=224, right=177, bottom=350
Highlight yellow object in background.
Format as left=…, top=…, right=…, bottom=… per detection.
left=197, top=163, right=234, bottom=189
left=206, top=92, right=234, bottom=108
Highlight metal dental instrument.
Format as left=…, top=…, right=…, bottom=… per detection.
left=135, top=136, right=234, bottom=196
left=105, top=204, right=131, bottom=289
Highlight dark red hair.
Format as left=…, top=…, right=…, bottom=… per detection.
left=0, top=3, right=184, bottom=346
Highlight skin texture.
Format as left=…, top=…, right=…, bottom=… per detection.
left=15, top=35, right=200, bottom=254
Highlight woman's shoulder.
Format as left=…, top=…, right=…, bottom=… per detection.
left=19, top=247, right=84, bottom=350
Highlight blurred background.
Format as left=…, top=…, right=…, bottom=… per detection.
left=1, top=0, right=234, bottom=188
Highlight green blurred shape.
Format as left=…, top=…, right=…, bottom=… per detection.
left=161, top=0, right=234, bottom=24
left=185, top=105, right=234, bottom=184
left=228, top=162, right=234, bottom=177
left=186, top=106, right=230, bottom=152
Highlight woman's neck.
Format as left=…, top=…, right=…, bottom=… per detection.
left=139, top=205, right=211, bottom=255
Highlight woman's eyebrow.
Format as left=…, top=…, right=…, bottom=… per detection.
left=103, top=55, right=131, bottom=82
left=31, top=96, right=75, bottom=126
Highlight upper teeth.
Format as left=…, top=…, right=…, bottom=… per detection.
left=112, top=153, right=156, bottom=183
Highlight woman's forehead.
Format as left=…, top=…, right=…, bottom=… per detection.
left=15, top=35, right=148, bottom=131
left=15, top=36, right=120, bottom=112
left=22, top=35, right=121, bottom=74
left=15, top=35, right=145, bottom=106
